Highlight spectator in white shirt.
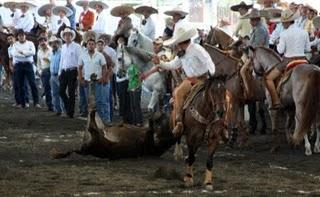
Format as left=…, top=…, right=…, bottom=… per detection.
left=135, top=6, right=157, bottom=40
left=12, top=29, right=39, bottom=108
left=37, top=36, right=53, bottom=111
left=4, top=2, right=21, bottom=27
left=15, top=2, right=35, bottom=33
left=59, top=28, right=81, bottom=118
left=90, top=1, right=109, bottom=35
left=164, top=8, right=189, bottom=36
left=38, top=4, right=59, bottom=35
left=52, top=6, right=72, bottom=30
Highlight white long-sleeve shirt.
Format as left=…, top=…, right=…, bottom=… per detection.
left=12, top=41, right=36, bottom=64
left=15, top=12, right=34, bottom=32
left=42, top=15, right=60, bottom=34
left=58, top=42, right=81, bottom=75
left=56, top=16, right=70, bottom=30
left=139, top=17, right=155, bottom=40
left=37, top=47, right=53, bottom=72
left=277, top=25, right=311, bottom=58
left=159, top=43, right=215, bottom=77
left=270, top=23, right=284, bottom=45
left=92, top=11, right=108, bottom=34
left=8, top=9, right=21, bottom=26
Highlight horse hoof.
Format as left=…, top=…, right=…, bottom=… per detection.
left=314, top=145, right=320, bottom=153
left=183, top=177, right=194, bottom=187
left=204, top=183, right=213, bottom=190
left=305, top=149, right=312, bottom=156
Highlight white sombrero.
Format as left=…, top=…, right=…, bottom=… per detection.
left=16, top=2, right=36, bottom=10
left=110, top=5, right=134, bottom=17
left=280, top=9, right=299, bottom=23
left=135, top=6, right=158, bottom=15
left=3, top=1, right=16, bottom=9
left=164, top=7, right=188, bottom=17
left=53, top=6, right=73, bottom=17
left=38, top=4, right=55, bottom=17
left=48, top=35, right=62, bottom=45
left=89, top=1, right=109, bottom=9
left=76, top=0, right=89, bottom=7
left=163, top=27, right=197, bottom=46
left=60, top=28, right=76, bottom=41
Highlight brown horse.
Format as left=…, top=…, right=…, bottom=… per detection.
left=179, top=76, right=227, bottom=190
left=248, top=46, right=320, bottom=155
left=204, top=44, right=266, bottom=147
left=205, top=27, right=234, bottom=50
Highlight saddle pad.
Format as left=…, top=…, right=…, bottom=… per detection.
left=285, top=59, right=308, bottom=71
left=183, top=81, right=205, bottom=110
left=277, top=69, right=293, bottom=93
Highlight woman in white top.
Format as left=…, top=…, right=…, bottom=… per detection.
left=52, top=6, right=72, bottom=30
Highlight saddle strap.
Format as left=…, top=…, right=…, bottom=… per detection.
left=190, top=107, right=209, bottom=125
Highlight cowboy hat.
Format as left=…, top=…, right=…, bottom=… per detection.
left=230, top=1, right=253, bottom=12
left=76, top=0, right=89, bottom=7
left=89, top=1, right=109, bottom=10
left=48, top=35, right=62, bottom=45
left=257, top=0, right=280, bottom=5
left=16, top=2, right=36, bottom=10
left=60, top=28, right=76, bottom=41
left=241, top=8, right=263, bottom=19
left=261, top=8, right=282, bottom=19
left=280, top=9, right=299, bottom=23
left=3, top=1, right=16, bottom=8
left=305, top=5, right=318, bottom=14
left=110, top=5, right=134, bottom=17
left=38, top=3, right=55, bottom=17
left=53, top=6, right=73, bottom=17
left=164, top=7, right=188, bottom=17
left=163, top=27, right=197, bottom=46
left=135, top=6, right=158, bottom=15
left=313, top=16, right=320, bottom=29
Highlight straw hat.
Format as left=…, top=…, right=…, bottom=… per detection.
left=110, top=5, right=134, bottom=17
left=280, top=9, right=299, bottom=23
left=48, top=35, right=62, bottom=45
left=3, top=1, right=16, bottom=9
left=313, top=16, right=320, bottom=29
left=257, top=0, right=280, bottom=5
left=83, top=31, right=97, bottom=43
left=16, top=2, right=36, bottom=10
left=305, top=5, right=318, bottom=14
left=164, top=7, right=188, bottom=17
left=135, top=6, right=158, bottom=15
left=230, top=1, right=253, bottom=12
left=261, top=8, right=282, bottom=19
left=241, top=8, right=263, bottom=19
left=38, top=4, right=55, bottom=17
left=60, top=28, right=76, bottom=41
left=163, top=27, right=197, bottom=46
left=89, top=1, right=109, bottom=10
left=76, top=0, right=89, bottom=7
left=53, top=6, right=73, bottom=17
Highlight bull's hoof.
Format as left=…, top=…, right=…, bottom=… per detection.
left=205, top=183, right=213, bottom=191
left=183, top=176, right=194, bottom=187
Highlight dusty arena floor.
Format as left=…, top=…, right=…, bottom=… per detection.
left=0, top=90, right=320, bottom=196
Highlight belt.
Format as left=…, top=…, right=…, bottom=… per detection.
left=62, top=67, right=77, bottom=72
left=16, top=61, right=33, bottom=64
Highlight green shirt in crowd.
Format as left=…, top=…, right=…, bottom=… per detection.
left=127, top=64, right=140, bottom=91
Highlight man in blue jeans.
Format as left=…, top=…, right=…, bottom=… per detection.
left=78, top=39, right=111, bottom=123
left=49, top=36, right=64, bottom=116
left=11, top=29, right=39, bottom=108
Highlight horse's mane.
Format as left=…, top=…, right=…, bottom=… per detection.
left=255, top=46, right=282, bottom=62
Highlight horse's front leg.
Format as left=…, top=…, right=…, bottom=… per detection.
left=184, top=145, right=197, bottom=187
left=314, top=125, right=320, bottom=153
left=204, top=136, right=220, bottom=190
left=304, top=134, right=312, bottom=156
left=148, top=89, right=160, bottom=112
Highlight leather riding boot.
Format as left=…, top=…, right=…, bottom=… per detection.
left=265, top=79, right=280, bottom=109
left=172, top=117, right=183, bottom=138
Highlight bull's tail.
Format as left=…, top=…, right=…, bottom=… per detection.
left=49, top=147, right=81, bottom=159
left=292, top=70, right=320, bottom=144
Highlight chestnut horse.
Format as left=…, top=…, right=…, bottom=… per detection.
left=205, top=27, right=234, bottom=50
left=178, top=77, right=227, bottom=190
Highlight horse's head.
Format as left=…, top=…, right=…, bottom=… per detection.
left=205, top=27, right=234, bottom=50
left=205, top=26, right=218, bottom=46
left=205, top=76, right=227, bottom=119
left=127, top=28, right=139, bottom=48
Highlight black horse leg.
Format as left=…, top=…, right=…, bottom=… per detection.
left=184, top=148, right=196, bottom=187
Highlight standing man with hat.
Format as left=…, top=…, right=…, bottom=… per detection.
left=59, top=28, right=82, bottom=118
left=12, top=29, right=39, bottom=108
left=49, top=36, right=64, bottom=116
left=266, top=9, right=310, bottom=109
left=135, top=6, right=158, bottom=40
left=38, top=3, right=59, bottom=34
left=111, top=5, right=134, bottom=43
left=90, top=0, right=109, bottom=35
left=15, top=2, right=36, bottom=33
left=77, top=0, right=95, bottom=31
left=144, top=27, right=215, bottom=136
left=164, top=7, right=189, bottom=36
left=66, top=0, right=76, bottom=29
left=53, top=6, right=73, bottom=29
left=231, top=1, right=253, bottom=38
left=4, top=2, right=21, bottom=28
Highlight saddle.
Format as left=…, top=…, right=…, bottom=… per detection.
left=183, top=81, right=206, bottom=110
left=277, top=59, right=308, bottom=92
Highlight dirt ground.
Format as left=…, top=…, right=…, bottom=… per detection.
left=0, top=90, right=320, bottom=197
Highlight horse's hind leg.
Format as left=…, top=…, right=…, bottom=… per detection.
left=314, top=119, right=320, bottom=153
left=184, top=145, right=197, bottom=187
left=304, top=134, right=312, bottom=156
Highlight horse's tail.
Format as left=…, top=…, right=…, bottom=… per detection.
left=49, top=147, right=82, bottom=159
left=292, top=70, right=320, bottom=144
